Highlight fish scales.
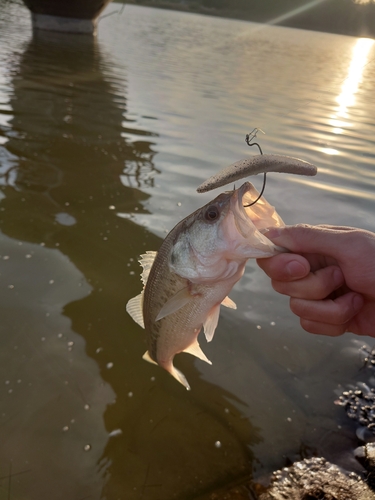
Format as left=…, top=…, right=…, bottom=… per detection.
left=127, top=181, right=286, bottom=390
left=143, top=210, right=233, bottom=374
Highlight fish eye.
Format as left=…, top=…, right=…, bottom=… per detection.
left=204, top=205, right=219, bottom=221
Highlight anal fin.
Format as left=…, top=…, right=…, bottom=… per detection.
left=184, top=340, right=212, bottom=365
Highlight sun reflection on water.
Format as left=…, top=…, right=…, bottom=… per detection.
left=330, top=37, right=375, bottom=134
left=320, top=147, right=339, bottom=155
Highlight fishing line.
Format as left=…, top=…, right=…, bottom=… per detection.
left=245, top=127, right=264, bottom=155
left=243, top=128, right=267, bottom=208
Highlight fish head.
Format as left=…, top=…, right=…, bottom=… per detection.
left=169, top=182, right=285, bottom=282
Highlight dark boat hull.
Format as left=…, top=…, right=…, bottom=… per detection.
left=22, top=0, right=113, bottom=33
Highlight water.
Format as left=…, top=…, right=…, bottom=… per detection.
left=0, top=2, right=375, bottom=499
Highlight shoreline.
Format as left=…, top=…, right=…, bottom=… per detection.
left=116, top=0, right=375, bottom=38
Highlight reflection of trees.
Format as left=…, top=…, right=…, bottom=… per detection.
left=0, top=30, right=262, bottom=500
left=0, top=30, right=158, bottom=205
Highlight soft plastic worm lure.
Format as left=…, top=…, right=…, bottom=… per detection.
left=197, top=154, right=317, bottom=194
left=197, top=129, right=317, bottom=194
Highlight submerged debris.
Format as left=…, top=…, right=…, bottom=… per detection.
left=361, top=345, right=375, bottom=370
left=335, top=345, right=375, bottom=442
left=335, top=384, right=375, bottom=436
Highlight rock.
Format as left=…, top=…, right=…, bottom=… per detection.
left=258, top=457, right=375, bottom=500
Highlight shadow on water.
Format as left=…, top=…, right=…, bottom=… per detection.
left=0, top=25, right=262, bottom=500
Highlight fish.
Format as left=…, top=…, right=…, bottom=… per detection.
left=197, top=154, right=317, bottom=193
left=126, top=181, right=286, bottom=390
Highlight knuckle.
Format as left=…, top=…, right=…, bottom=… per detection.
left=293, top=223, right=312, bottom=231
left=299, top=319, right=317, bottom=334
left=290, top=297, right=305, bottom=315
left=335, top=302, right=354, bottom=324
left=309, top=266, right=343, bottom=299
left=271, top=280, right=290, bottom=295
left=300, top=318, right=345, bottom=336
left=311, top=279, right=331, bottom=299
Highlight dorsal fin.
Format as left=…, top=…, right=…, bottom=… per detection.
left=126, top=251, right=156, bottom=329
left=139, top=251, right=157, bottom=287
left=126, top=292, right=145, bottom=328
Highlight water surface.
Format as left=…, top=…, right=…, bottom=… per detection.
left=1, top=3, right=375, bottom=499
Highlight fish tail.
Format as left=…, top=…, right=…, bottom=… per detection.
left=169, top=364, right=191, bottom=391
left=143, top=351, right=191, bottom=390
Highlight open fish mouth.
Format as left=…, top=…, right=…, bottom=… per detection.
left=230, top=182, right=259, bottom=238
left=238, top=181, right=254, bottom=208
left=231, top=181, right=284, bottom=238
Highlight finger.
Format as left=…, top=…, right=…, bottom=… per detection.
left=265, top=224, right=373, bottom=259
left=290, top=292, right=364, bottom=327
left=271, top=265, right=344, bottom=300
left=299, top=318, right=347, bottom=337
left=257, top=253, right=310, bottom=281
left=317, top=224, right=358, bottom=231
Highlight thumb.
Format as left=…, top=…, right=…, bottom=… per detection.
left=265, top=224, right=359, bottom=258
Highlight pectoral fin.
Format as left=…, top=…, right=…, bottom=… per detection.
left=221, top=296, right=237, bottom=309
left=184, top=340, right=212, bottom=365
left=126, top=292, right=145, bottom=328
left=203, top=304, right=221, bottom=342
left=155, top=287, right=191, bottom=322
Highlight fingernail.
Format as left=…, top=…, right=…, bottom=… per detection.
left=286, top=260, right=307, bottom=278
left=264, top=227, right=282, bottom=240
left=352, top=294, right=364, bottom=312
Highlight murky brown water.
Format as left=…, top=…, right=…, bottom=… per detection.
left=1, top=2, right=375, bottom=499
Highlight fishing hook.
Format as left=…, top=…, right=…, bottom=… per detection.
left=245, top=127, right=264, bottom=155
left=243, top=128, right=267, bottom=207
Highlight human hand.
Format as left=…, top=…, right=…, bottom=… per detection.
left=256, top=224, right=375, bottom=337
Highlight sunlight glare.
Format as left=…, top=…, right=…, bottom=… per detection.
left=320, top=147, right=339, bottom=155
left=267, top=0, right=327, bottom=25
left=330, top=38, right=374, bottom=132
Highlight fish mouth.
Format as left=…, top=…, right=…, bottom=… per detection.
left=231, top=181, right=284, bottom=238
left=230, top=182, right=258, bottom=238
left=237, top=181, right=254, bottom=206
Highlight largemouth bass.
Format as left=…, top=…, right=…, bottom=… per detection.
left=126, top=181, right=285, bottom=390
